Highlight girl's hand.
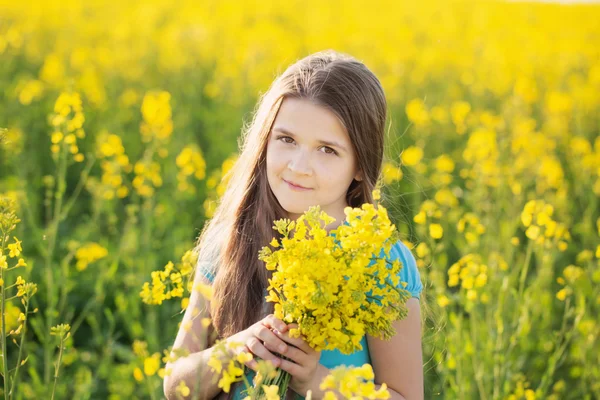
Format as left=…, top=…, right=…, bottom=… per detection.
left=228, top=314, right=290, bottom=369
left=272, top=324, right=322, bottom=395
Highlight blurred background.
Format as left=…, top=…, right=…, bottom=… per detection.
left=0, top=0, right=599, bottom=398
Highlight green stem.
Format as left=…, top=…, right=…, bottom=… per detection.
left=44, top=142, right=69, bottom=384
left=516, top=241, right=533, bottom=302
left=1, top=234, right=10, bottom=399
left=469, top=310, right=488, bottom=400
left=50, top=335, right=66, bottom=400
left=58, top=155, right=96, bottom=222
left=8, top=297, right=30, bottom=397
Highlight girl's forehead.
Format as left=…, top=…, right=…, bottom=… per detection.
left=273, top=97, right=350, bottom=144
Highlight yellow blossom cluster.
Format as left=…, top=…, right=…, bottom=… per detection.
left=1, top=236, right=27, bottom=270
left=505, top=376, right=537, bottom=400
left=132, top=340, right=165, bottom=382
left=4, top=276, right=37, bottom=336
left=457, top=212, right=486, bottom=246
left=319, top=364, right=390, bottom=399
left=568, top=136, right=600, bottom=195
left=405, top=98, right=430, bottom=127
left=413, top=200, right=444, bottom=240
left=448, top=254, right=489, bottom=304
left=74, top=243, right=108, bottom=271
left=17, top=78, right=44, bottom=105
left=207, top=340, right=251, bottom=393
left=509, top=117, right=567, bottom=196
left=92, top=131, right=132, bottom=200
left=140, top=249, right=198, bottom=305
left=451, top=101, right=471, bottom=135
left=0, top=198, right=38, bottom=340
left=520, top=200, right=570, bottom=251
left=0, top=127, right=23, bottom=155
left=462, top=127, right=501, bottom=188
left=203, top=154, right=238, bottom=217
left=555, top=264, right=585, bottom=302
left=132, top=160, right=163, bottom=198
left=430, top=155, right=456, bottom=187
left=400, top=145, right=424, bottom=169
left=176, top=144, right=207, bottom=194
left=49, top=323, right=70, bottom=339
left=49, top=91, right=86, bottom=162
left=140, top=91, right=173, bottom=143
left=259, top=196, right=411, bottom=355
left=381, top=161, right=403, bottom=185
left=405, top=98, right=452, bottom=129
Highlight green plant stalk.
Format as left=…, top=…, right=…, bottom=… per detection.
left=537, top=295, right=585, bottom=397
left=468, top=309, right=488, bottom=400
left=501, top=240, right=535, bottom=385
left=1, top=234, right=10, bottom=399
left=455, top=313, right=465, bottom=399
left=44, top=142, right=69, bottom=385
left=50, top=333, right=67, bottom=400
left=143, top=371, right=158, bottom=400
left=8, top=296, right=31, bottom=397
left=516, top=240, right=533, bottom=303
left=492, top=277, right=508, bottom=400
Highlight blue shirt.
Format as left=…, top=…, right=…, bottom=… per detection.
left=199, top=237, right=423, bottom=398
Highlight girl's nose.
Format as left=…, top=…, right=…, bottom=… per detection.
left=287, top=150, right=312, bottom=175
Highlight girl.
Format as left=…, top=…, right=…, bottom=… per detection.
left=163, top=50, right=424, bottom=400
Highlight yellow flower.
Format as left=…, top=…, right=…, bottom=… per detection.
left=217, top=360, right=244, bottom=393
left=8, top=237, right=22, bottom=258
left=143, top=353, right=161, bottom=376
left=133, top=367, right=144, bottom=382
left=236, top=351, right=253, bottom=364
left=435, top=154, right=455, bottom=173
left=75, top=243, right=108, bottom=271
left=556, top=288, right=570, bottom=301
left=320, top=364, right=390, bottom=399
left=262, top=385, right=280, bottom=400
left=437, top=295, right=450, bottom=308
left=259, top=203, right=409, bottom=354
left=413, top=211, right=426, bottom=225
left=429, top=224, right=443, bottom=239
left=405, top=98, right=429, bottom=126
left=401, top=146, right=424, bottom=166
left=526, top=225, right=540, bottom=241
left=382, top=161, right=403, bottom=184
left=176, top=380, right=191, bottom=397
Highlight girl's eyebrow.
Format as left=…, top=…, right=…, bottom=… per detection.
left=272, top=127, right=348, bottom=153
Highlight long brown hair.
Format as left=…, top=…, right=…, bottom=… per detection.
left=193, top=49, right=388, bottom=340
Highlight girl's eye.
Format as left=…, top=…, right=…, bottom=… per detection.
left=277, top=135, right=295, bottom=144
left=276, top=135, right=337, bottom=156
left=321, top=146, right=338, bottom=156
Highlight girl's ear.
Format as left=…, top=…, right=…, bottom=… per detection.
left=354, top=170, right=363, bottom=182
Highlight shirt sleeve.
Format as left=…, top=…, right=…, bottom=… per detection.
left=392, top=240, right=424, bottom=299
left=196, top=259, right=216, bottom=284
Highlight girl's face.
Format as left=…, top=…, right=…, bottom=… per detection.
left=266, top=97, right=362, bottom=227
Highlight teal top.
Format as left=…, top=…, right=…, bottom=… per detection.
left=199, top=237, right=423, bottom=398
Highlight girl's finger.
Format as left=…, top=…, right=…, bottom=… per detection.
left=253, top=324, right=289, bottom=355
left=245, top=337, right=281, bottom=367
left=277, top=357, right=303, bottom=378
left=242, top=350, right=259, bottom=371
left=273, top=328, right=314, bottom=354
left=262, top=314, right=288, bottom=333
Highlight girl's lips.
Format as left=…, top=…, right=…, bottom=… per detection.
left=283, top=179, right=312, bottom=191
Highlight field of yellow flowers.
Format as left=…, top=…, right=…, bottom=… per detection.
left=1, top=0, right=599, bottom=398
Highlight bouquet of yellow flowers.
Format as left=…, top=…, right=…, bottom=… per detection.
left=256, top=191, right=411, bottom=395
